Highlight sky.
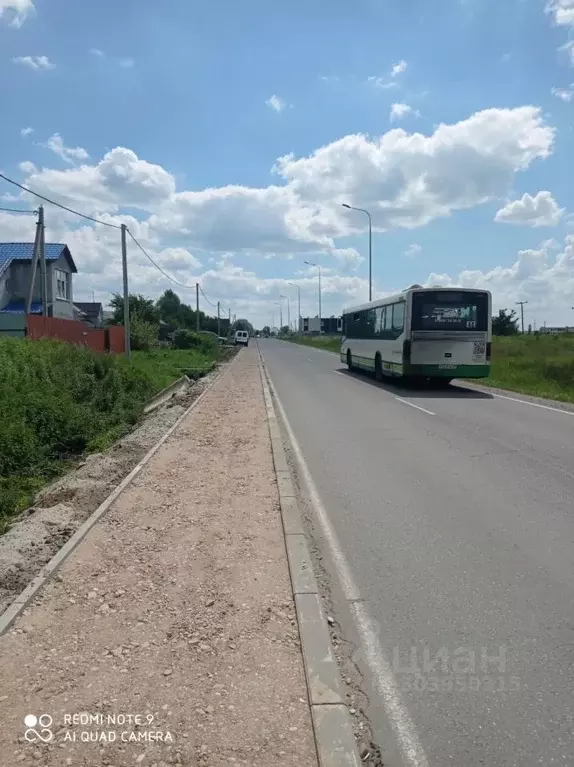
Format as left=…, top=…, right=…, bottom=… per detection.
left=1, top=0, right=574, bottom=330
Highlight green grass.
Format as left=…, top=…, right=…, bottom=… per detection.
left=287, top=334, right=341, bottom=354
left=286, top=333, right=574, bottom=403
left=130, top=347, right=218, bottom=390
left=0, top=339, right=222, bottom=533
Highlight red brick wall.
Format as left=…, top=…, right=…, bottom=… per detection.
left=26, top=316, right=125, bottom=355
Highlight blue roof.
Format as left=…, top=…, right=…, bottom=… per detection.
left=0, top=300, right=42, bottom=314
left=0, top=242, right=77, bottom=277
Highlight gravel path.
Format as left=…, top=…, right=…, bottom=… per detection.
left=0, top=348, right=318, bottom=767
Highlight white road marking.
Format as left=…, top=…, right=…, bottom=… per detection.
left=492, top=392, right=574, bottom=416
left=334, top=371, right=436, bottom=416
left=264, top=365, right=429, bottom=767
left=395, top=397, right=436, bottom=416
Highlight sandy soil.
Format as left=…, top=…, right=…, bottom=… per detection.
left=0, top=348, right=318, bottom=767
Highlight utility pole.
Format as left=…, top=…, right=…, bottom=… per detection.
left=26, top=207, right=42, bottom=315
left=38, top=206, right=48, bottom=317
left=196, top=283, right=200, bottom=331
left=516, top=300, right=528, bottom=334
left=217, top=301, right=221, bottom=337
left=121, top=224, right=131, bottom=359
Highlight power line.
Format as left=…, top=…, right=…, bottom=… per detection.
left=199, top=285, right=218, bottom=309
left=0, top=206, right=36, bottom=215
left=0, top=172, right=121, bottom=229
left=126, top=228, right=198, bottom=291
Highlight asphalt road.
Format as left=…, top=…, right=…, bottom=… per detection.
left=258, top=339, right=574, bottom=767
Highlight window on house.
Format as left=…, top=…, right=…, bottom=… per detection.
left=55, top=269, right=69, bottom=300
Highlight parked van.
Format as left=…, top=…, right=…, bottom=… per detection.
left=234, top=330, right=249, bottom=347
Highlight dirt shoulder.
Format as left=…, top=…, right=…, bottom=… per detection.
left=0, top=348, right=318, bottom=767
left=0, top=370, right=218, bottom=616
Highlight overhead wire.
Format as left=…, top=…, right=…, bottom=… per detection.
left=0, top=171, right=232, bottom=318
left=0, top=206, right=36, bottom=215
left=0, top=172, right=121, bottom=229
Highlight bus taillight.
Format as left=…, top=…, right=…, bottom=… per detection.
left=486, top=342, right=492, bottom=361
left=402, top=340, right=411, bottom=363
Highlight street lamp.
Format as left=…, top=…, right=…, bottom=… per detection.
left=288, top=282, right=301, bottom=333
left=275, top=301, right=283, bottom=331
left=279, top=294, right=291, bottom=332
left=342, top=203, right=373, bottom=301
left=304, top=261, right=322, bottom=333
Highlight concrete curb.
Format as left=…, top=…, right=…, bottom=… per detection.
left=257, top=344, right=361, bottom=767
left=0, top=362, right=228, bottom=637
left=143, top=375, right=191, bottom=414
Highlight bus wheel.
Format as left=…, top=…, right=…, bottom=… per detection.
left=346, top=349, right=353, bottom=370
left=375, top=354, right=383, bottom=381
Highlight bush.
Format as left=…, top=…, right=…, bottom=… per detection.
left=130, top=315, right=159, bottom=351
left=0, top=338, right=158, bottom=526
left=172, top=329, right=216, bottom=354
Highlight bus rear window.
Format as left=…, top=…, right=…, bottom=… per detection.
left=411, top=291, right=488, bottom=331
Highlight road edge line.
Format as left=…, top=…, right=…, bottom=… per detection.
left=256, top=343, right=361, bottom=767
left=0, top=357, right=232, bottom=637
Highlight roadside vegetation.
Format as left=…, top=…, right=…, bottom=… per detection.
left=0, top=287, right=237, bottom=533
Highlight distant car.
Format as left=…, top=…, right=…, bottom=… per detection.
left=234, top=330, right=249, bottom=347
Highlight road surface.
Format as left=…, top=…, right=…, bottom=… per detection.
left=258, top=339, right=574, bottom=767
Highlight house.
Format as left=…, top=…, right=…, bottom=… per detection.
left=0, top=242, right=78, bottom=319
left=73, top=302, right=104, bottom=328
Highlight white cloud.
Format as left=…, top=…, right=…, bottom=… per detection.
left=367, top=76, right=398, bottom=90
left=119, top=58, right=134, bottom=68
left=0, top=0, right=34, bottom=27
left=13, top=55, right=54, bottom=70
left=546, top=0, right=574, bottom=26
left=559, top=40, right=574, bottom=64
left=494, top=191, right=564, bottom=227
left=405, top=243, right=422, bottom=257
left=90, top=48, right=104, bottom=57
left=20, top=126, right=33, bottom=137
left=42, top=134, right=90, bottom=165
left=425, top=235, right=574, bottom=325
left=266, top=94, right=287, bottom=112
left=390, top=102, right=419, bottom=121
left=3, top=105, right=557, bottom=327
left=21, top=147, right=176, bottom=213
left=551, top=85, right=574, bottom=101
left=391, top=59, right=408, bottom=77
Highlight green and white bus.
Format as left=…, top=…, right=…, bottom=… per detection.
left=341, top=285, right=492, bottom=384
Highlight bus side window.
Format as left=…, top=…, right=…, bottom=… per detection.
left=392, top=302, right=405, bottom=332
left=383, top=305, right=392, bottom=334
left=375, top=307, right=384, bottom=336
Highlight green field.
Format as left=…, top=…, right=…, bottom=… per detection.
left=0, top=339, right=221, bottom=532
left=287, top=334, right=574, bottom=403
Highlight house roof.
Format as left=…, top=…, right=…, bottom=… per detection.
left=74, top=302, right=103, bottom=320
left=0, top=242, right=78, bottom=277
left=0, top=300, right=42, bottom=314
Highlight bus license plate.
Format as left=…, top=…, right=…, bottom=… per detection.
left=438, top=364, right=456, bottom=370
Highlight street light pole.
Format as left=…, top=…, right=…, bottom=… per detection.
left=279, top=294, right=291, bottom=331
left=342, top=203, right=373, bottom=301
left=276, top=301, right=283, bottom=330
left=304, top=261, right=322, bottom=333
left=288, top=282, right=301, bottom=332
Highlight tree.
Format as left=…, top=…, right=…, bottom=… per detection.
left=492, top=308, right=519, bottom=336
left=261, top=326, right=271, bottom=338
left=110, top=294, right=160, bottom=326
left=232, top=318, right=254, bottom=335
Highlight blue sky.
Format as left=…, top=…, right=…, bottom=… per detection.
left=1, top=0, right=574, bottom=328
